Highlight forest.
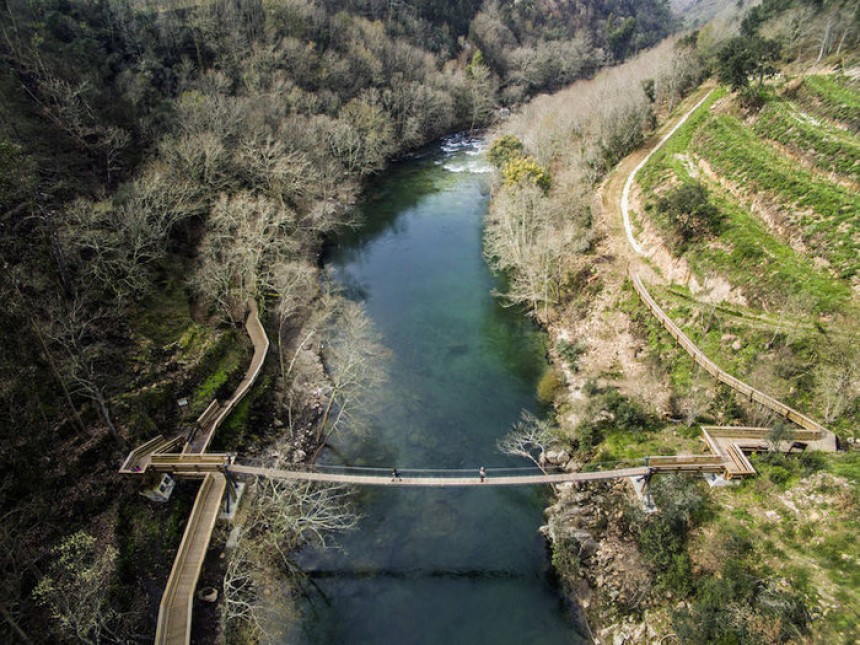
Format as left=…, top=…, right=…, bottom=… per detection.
left=3, top=0, right=858, bottom=641
left=0, top=0, right=678, bottom=642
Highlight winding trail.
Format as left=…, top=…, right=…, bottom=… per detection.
left=609, top=84, right=834, bottom=448
left=621, top=89, right=715, bottom=257
left=185, top=300, right=270, bottom=454
left=152, top=302, right=269, bottom=645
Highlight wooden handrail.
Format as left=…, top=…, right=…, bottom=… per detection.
left=155, top=473, right=226, bottom=644
left=196, top=400, right=221, bottom=427
left=119, top=435, right=167, bottom=473
left=154, top=301, right=269, bottom=643
left=630, top=272, right=829, bottom=440
left=185, top=301, right=270, bottom=455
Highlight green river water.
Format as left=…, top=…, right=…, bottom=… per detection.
left=291, top=136, right=587, bottom=644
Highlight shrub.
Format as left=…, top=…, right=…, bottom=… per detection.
left=576, top=421, right=602, bottom=453
left=673, top=556, right=810, bottom=644
left=657, top=181, right=722, bottom=244
left=582, top=378, right=601, bottom=396
left=600, top=387, right=654, bottom=433
left=557, top=340, right=586, bottom=372
left=502, top=155, right=551, bottom=191
left=488, top=134, right=525, bottom=168
left=537, top=366, right=564, bottom=404
left=633, top=475, right=710, bottom=595
left=798, top=450, right=826, bottom=474
left=551, top=537, right=581, bottom=580
left=768, top=464, right=793, bottom=486
left=575, top=385, right=656, bottom=454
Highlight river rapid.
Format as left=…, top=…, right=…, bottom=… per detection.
left=289, top=136, right=587, bottom=644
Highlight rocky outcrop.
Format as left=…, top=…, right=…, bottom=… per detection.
left=543, top=480, right=669, bottom=644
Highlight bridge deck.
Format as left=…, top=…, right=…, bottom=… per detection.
left=229, top=464, right=654, bottom=486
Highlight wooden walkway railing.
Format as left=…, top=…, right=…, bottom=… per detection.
left=155, top=473, right=226, bottom=645
left=630, top=272, right=832, bottom=443
left=155, top=301, right=269, bottom=645
left=229, top=464, right=658, bottom=486
left=185, top=300, right=270, bottom=454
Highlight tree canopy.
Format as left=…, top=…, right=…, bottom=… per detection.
left=716, top=36, right=782, bottom=93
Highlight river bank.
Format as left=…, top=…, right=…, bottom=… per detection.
left=484, top=43, right=860, bottom=642
left=481, top=47, right=714, bottom=640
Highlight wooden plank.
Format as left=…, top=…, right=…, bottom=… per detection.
left=187, top=301, right=270, bottom=455
left=196, top=400, right=221, bottom=427
left=155, top=474, right=226, bottom=645
left=119, top=435, right=168, bottom=473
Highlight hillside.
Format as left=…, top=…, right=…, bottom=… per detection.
left=617, top=74, right=859, bottom=644
left=484, top=3, right=859, bottom=642
left=633, top=75, right=859, bottom=437
left=492, top=72, right=859, bottom=645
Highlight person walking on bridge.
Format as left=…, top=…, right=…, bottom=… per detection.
left=479, top=466, right=486, bottom=483
left=392, top=467, right=402, bottom=482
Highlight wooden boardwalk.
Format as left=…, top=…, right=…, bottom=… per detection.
left=153, top=302, right=268, bottom=645
left=185, top=301, right=270, bottom=454
left=630, top=273, right=835, bottom=449
left=617, top=86, right=835, bottom=453
left=155, top=473, right=226, bottom=645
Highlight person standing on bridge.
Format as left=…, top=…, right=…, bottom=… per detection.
left=479, top=466, right=486, bottom=483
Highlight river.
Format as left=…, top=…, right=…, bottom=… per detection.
left=290, top=136, right=587, bottom=644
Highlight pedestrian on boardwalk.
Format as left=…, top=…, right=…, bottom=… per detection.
left=392, top=467, right=401, bottom=481
left=479, top=466, right=486, bottom=483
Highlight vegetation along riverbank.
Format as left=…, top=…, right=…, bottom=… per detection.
left=485, top=1, right=859, bottom=643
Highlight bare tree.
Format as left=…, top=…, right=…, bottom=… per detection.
left=0, top=487, right=38, bottom=644
left=327, top=94, right=395, bottom=176
left=222, top=539, right=275, bottom=642
left=680, top=374, right=712, bottom=429
left=272, top=262, right=317, bottom=379
left=223, top=459, right=359, bottom=642
left=464, top=59, right=497, bottom=130
left=0, top=13, right=131, bottom=182
left=45, top=297, right=120, bottom=440
left=236, top=135, right=318, bottom=205
left=60, top=168, right=198, bottom=307
left=497, top=410, right=555, bottom=468
left=316, top=297, right=389, bottom=452
left=814, top=323, right=859, bottom=425
left=485, top=183, right=589, bottom=320
left=193, top=192, right=299, bottom=321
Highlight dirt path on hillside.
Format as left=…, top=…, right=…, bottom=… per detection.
left=596, top=82, right=717, bottom=287
left=553, top=84, right=720, bottom=419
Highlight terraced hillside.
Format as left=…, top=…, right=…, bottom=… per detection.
left=634, top=74, right=859, bottom=439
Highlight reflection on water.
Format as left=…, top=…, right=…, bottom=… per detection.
left=290, top=136, right=587, bottom=644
